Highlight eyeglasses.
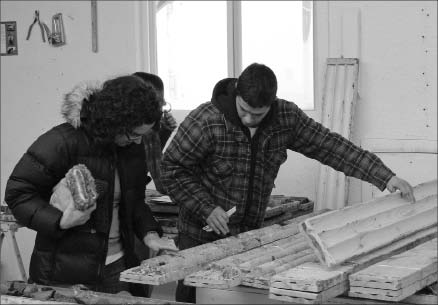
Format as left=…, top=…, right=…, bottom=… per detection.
left=125, top=131, right=143, bottom=141
left=162, top=101, right=172, bottom=113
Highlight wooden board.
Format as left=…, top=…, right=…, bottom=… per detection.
left=184, top=265, right=242, bottom=289
left=301, top=179, right=437, bottom=267
left=121, top=211, right=326, bottom=285
left=270, top=262, right=352, bottom=293
left=124, top=211, right=326, bottom=286
left=349, top=273, right=437, bottom=302
left=241, top=251, right=318, bottom=290
left=264, top=201, right=300, bottom=219
left=182, top=212, right=328, bottom=290
left=0, top=281, right=185, bottom=304
left=262, top=204, right=314, bottom=227
left=315, top=58, right=359, bottom=211
left=196, top=284, right=437, bottom=305
left=328, top=294, right=437, bottom=305
left=184, top=234, right=316, bottom=289
left=349, top=239, right=437, bottom=301
left=268, top=226, right=437, bottom=303
left=268, top=195, right=309, bottom=207
left=1, top=295, right=73, bottom=304
left=269, top=280, right=349, bottom=304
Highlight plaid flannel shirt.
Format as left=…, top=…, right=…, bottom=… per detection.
left=143, top=112, right=177, bottom=194
left=161, top=99, right=394, bottom=242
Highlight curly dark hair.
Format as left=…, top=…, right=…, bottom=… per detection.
left=81, top=75, right=162, bottom=145
left=236, top=63, right=277, bottom=108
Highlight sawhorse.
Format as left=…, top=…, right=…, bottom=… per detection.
left=0, top=213, right=27, bottom=282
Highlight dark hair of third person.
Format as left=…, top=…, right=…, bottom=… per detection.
left=132, top=72, right=164, bottom=93
left=81, top=75, right=162, bottom=145
left=236, top=63, right=278, bottom=108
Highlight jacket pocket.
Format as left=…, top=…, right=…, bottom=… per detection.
left=52, top=231, right=103, bottom=284
left=210, top=158, right=233, bottom=188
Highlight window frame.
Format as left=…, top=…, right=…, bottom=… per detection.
left=140, top=0, right=317, bottom=111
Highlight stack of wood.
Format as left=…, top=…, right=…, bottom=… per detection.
left=263, top=196, right=314, bottom=227
left=240, top=238, right=317, bottom=289
left=120, top=211, right=320, bottom=286
left=269, top=179, right=437, bottom=304
left=145, top=190, right=313, bottom=238
left=349, top=238, right=437, bottom=302
left=145, top=190, right=178, bottom=238
left=184, top=214, right=323, bottom=290
left=0, top=281, right=187, bottom=304
left=188, top=235, right=318, bottom=290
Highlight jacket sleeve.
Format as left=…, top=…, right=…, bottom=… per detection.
left=160, top=114, right=217, bottom=222
left=4, top=129, right=70, bottom=239
left=288, top=104, right=394, bottom=191
left=133, top=176, right=163, bottom=239
left=133, top=199, right=163, bottom=239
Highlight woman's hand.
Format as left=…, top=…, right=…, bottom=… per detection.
left=50, top=178, right=71, bottom=212
left=54, top=180, right=96, bottom=229
left=161, top=112, right=177, bottom=130
left=143, top=231, right=178, bottom=256
left=59, top=202, right=95, bottom=229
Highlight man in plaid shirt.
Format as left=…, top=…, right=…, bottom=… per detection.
left=161, top=63, right=415, bottom=303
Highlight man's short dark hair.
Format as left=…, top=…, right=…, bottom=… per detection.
left=236, top=63, right=277, bottom=108
left=133, top=72, right=164, bottom=93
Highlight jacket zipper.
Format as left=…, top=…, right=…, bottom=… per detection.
left=243, top=129, right=260, bottom=227
left=97, top=155, right=116, bottom=281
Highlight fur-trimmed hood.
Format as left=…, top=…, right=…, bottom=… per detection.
left=61, top=81, right=102, bottom=129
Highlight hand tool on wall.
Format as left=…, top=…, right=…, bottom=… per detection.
left=91, top=0, right=98, bottom=52
left=50, top=13, right=66, bottom=46
left=26, top=10, right=51, bottom=43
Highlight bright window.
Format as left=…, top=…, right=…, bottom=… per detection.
left=155, top=1, right=314, bottom=110
left=241, top=1, right=314, bottom=110
left=156, top=1, right=228, bottom=110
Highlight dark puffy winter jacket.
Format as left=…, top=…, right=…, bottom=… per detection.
left=4, top=82, right=162, bottom=287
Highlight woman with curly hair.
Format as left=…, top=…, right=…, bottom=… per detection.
left=4, top=75, right=177, bottom=296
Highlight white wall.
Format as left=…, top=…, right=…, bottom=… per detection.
left=1, top=1, right=437, bottom=282
left=275, top=1, right=437, bottom=203
left=322, top=1, right=437, bottom=204
left=0, top=0, right=146, bottom=282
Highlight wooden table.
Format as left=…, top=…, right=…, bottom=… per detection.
left=196, top=285, right=437, bottom=305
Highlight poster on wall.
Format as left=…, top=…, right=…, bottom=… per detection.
left=1, top=21, right=18, bottom=55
